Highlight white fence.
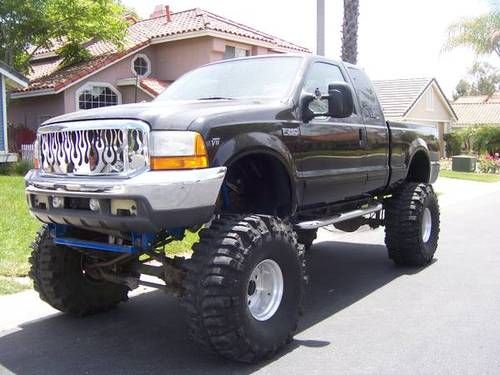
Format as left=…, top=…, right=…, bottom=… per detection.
left=21, top=143, right=35, bottom=162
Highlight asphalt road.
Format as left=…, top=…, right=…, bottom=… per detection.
left=1, top=178, right=500, bottom=374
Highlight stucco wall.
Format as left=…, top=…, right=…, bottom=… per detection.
left=119, top=86, right=153, bottom=104
left=64, top=46, right=156, bottom=113
left=405, top=84, right=454, bottom=123
left=153, top=37, right=215, bottom=80
left=8, top=93, right=65, bottom=129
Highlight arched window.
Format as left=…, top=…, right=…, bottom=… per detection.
left=76, top=83, right=121, bottom=110
left=132, top=54, right=151, bottom=76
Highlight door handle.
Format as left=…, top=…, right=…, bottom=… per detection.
left=359, top=128, right=365, bottom=147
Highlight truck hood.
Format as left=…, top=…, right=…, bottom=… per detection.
left=44, top=99, right=294, bottom=132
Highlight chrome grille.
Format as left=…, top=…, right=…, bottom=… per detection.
left=38, top=121, right=149, bottom=176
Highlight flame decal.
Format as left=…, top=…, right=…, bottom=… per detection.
left=39, top=127, right=148, bottom=175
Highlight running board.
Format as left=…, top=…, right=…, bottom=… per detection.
left=294, top=203, right=383, bottom=230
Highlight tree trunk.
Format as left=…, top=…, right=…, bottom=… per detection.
left=341, top=0, right=360, bottom=64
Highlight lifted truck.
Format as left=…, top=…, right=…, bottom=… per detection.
left=26, top=55, right=440, bottom=362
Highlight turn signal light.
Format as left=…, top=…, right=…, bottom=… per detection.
left=150, top=133, right=209, bottom=170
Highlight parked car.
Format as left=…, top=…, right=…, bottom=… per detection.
left=26, top=55, right=440, bottom=362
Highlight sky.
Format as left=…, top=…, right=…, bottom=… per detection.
left=122, top=0, right=499, bottom=98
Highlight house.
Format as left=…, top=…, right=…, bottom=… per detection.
left=372, top=78, right=458, bottom=156
left=7, top=6, right=309, bottom=137
left=452, top=93, right=500, bottom=128
left=0, top=61, right=29, bottom=162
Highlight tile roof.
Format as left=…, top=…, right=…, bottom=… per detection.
left=453, top=103, right=500, bottom=126
left=453, top=93, right=500, bottom=104
left=139, top=77, right=171, bottom=96
left=452, top=92, right=500, bottom=126
left=372, top=78, right=432, bottom=119
left=18, top=8, right=309, bottom=94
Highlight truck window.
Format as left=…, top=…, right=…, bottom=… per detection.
left=304, top=62, right=346, bottom=95
left=347, top=67, right=384, bottom=125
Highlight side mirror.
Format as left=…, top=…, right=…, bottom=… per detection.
left=327, top=82, right=354, bottom=118
left=303, top=82, right=355, bottom=122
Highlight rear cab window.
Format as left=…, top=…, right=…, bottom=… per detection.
left=347, top=67, right=385, bottom=126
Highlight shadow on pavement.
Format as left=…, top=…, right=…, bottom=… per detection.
left=0, top=240, right=427, bottom=374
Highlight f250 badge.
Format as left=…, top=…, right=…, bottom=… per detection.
left=282, top=128, right=300, bottom=137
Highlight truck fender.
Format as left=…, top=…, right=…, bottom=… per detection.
left=406, top=140, right=431, bottom=182
left=211, top=132, right=300, bottom=211
left=406, top=138, right=429, bottom=167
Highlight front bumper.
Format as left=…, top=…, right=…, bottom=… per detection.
left=25, top=167, right=226, bottom=232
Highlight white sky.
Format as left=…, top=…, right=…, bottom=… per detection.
left=122, top=0, right=499, bottom=97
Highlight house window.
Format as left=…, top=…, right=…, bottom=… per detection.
left=426, top=89, right=434, bottom=111
left=223, top=46, right=250, bottom=59
left=132, top=54, right=151, bottom=76
left=77, top=83, right=121, bottom=110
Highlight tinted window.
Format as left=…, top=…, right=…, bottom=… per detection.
left=157, top=57, right=303, bottom=101
left=347, top=67, right=384, bottom=125
left=304, top=62, right=345, bottom=95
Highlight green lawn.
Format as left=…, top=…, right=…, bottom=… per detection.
left=0, top=176, right=41, bottom=277
left=0, top=276, right=31, bottom=294
left=440, top=170, right=500, bottom=183
left=0, top=175, right=196, bottom=294
left=0, top=176, right=40, bottom=294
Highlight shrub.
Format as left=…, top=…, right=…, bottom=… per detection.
left=0, top=160, right=34, bottom=176
left=444, top=131, right=463, bottom=156
left=478, top=154, right=500, bottom=174
left=473, top=126, right=500, bottom=154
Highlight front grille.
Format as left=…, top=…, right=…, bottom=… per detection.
left=38, top=121, right=149, bottom=176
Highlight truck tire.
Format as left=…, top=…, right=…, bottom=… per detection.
left=183, top=214, right=305, bottom=362
left=28, top=225, right=129, bottom=316
left=384, top=183, right=440, bottom=266
left=296, top=228, right=317, bottom=251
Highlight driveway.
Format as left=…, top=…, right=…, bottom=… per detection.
left=1, top=178, right=500, bottom=374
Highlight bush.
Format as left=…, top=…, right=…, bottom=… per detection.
left=478, top=154, right=500, bottom=174
left=473, top=126, right=500, bottom=154
left=0, top=160, right=34, bottom=176
left=444, top=132, right=463, bottom=156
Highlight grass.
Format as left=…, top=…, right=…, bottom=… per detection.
left=0, top=276, right=31, bottom=295
left=0, top=176, right=41, bottom=278
left=0, top=175, right=197, bottom=293
left=440, top=170, right=500, bottom=183
left=167, top=231, right=197, bottom=256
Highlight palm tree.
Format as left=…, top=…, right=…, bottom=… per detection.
left=444, top=10, right=500, bottom=58
left=341, top=0, right=360, bottom=64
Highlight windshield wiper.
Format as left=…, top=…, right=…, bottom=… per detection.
left=197, top=96, right=235, bottom=100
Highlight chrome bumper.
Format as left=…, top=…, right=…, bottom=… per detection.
left=25, top=167, right=226, bottom=232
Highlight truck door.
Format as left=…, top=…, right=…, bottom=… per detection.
left=298, top=61, right=367, bottom=206
left=346, top=66, right=389, bottom=192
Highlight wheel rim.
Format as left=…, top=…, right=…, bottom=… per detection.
left=421, top=207, right=432, bottom=243
left=247, top=259, right=284, bottom=321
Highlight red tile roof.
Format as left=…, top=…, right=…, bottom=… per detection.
left=18, top=8, right=309, bottom=94
left=140, top=77, right=171, bottom=96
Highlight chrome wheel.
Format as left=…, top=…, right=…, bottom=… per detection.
left=247, top=259, right=284, bottom=321
left=421, top=207, right=432, bottom=243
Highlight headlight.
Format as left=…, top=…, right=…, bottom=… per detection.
left=149, top=131, right=208, bottom=170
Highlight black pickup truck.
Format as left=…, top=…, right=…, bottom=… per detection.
left=26, top=54, right=440, bottom=362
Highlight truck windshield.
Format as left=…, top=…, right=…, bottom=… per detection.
left=156, top=56, right=303, bottom=101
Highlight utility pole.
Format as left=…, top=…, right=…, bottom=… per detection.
left=317, top=0, right=325, bottom=56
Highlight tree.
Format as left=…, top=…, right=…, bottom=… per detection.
left=453, top=62, right=500, bottom=99
left=0, top=0, right=127, bottom=72
left=341, top=0, right=360, bottom=64
left=444, top=9, right=500, bottom=57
